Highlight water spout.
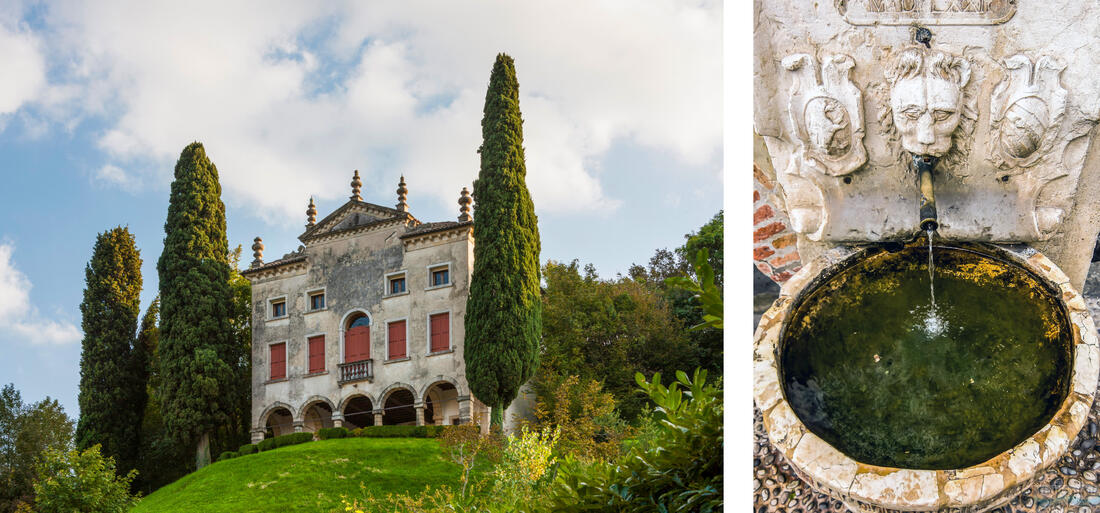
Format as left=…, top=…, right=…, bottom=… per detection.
left=915, top=155, right=939, bottom=233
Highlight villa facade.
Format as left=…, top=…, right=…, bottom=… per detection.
left=242, top=172, right=529, bottom=442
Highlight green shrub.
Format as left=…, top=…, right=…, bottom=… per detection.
left=358, top=425, right=449, bottom=438
left=541, top=369, right=723, bottom=512
left=318, top=427, right=349, bottom=440
left=32, top=445, right=139, bottom=513
left=257, top=438, right=276, bottom=452
left=217, top=451, right=237, bottom=461
left=238, top=443, right=257, bottom=455
left=274, top=432, right=314, bottom=447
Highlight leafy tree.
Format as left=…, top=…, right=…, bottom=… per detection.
left=465, top=54, right=542, bottom=428
left=210, top=246, right=253, bottom=460
left=0, top=387, right=73, bottom=512
left=631, top=211, right=724, bottom=375
left=157, top=142, right=235, bottom=469
left=32, top=445, right=138, bottom=513
left=538, top=261, right=695, bottom=420
left=75, top=227, right=144, bottom=477
left=530, top=374, right=627, bottom=462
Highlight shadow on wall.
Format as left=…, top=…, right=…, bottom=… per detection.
left=753, top=266, right=781, bottom=332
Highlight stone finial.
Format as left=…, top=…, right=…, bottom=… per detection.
left=350, top=170, right=362, bottom=201
left=306, top=197, right=317, bottom=227
left=458, top=186, right=472, bottom=222
left=251, top=237, right=264, bottom=268
left=396, top=175, right=409, bottom=213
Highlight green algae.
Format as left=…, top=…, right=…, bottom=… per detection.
left=781, top=245, right=1072, bottom=470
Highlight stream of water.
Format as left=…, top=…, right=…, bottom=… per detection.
left=927, top=229, right=935, bottom=308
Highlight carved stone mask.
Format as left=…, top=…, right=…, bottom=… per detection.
left=886, top=48, right=971, bottom=158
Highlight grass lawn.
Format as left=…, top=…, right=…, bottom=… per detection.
left=131, top=438, right=467, bottom=513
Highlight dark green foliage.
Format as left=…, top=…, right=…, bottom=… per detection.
left=237, top=444, right=257, bottom=455
left=537, top=261, right=696, bottom=420
left=75, top=227, right=145, bottom=478
left=317, top=427, right=349, bottom=440
left=631, top=211, right=724, bottom=376
left=465, top=53, right=542, bottom=428
left=157, top=142, right=236, bottom=469
left=355, top=425, right=446, bottom=438
left=216, top=451, right=237, bottom=462
left=0, top=385, right=74, bottom=512
left=133, top=298, right=191, bottom=494
left=542, top=370, right=723, bottom=512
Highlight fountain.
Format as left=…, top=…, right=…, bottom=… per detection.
left=754, top=2, right=1100, bottom=511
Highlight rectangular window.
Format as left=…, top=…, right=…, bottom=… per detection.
left=309, top=292, right=325, bottom=311
left=308, top=335, right=325, bottom=374
left=430, top=312, right=450, bottom=353
left=271, top=299, right=286, bottom=318
left=388, top=320, right=407, bottom=360
left=431, top=267, right=449, bottom=287
left=389, top=276, right=406, bottom=294
left=270, top=342, right=286, bottom=380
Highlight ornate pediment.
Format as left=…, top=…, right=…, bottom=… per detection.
left=299, top=200, right=414, bottom=243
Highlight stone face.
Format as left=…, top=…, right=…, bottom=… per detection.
left=755, top=1, right=1100, bottom=287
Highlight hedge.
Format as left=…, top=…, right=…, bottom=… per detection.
left=217, top=451, right=238, bottom=461
left=238, top=443, right=258, bottom=455
left=355, top=425, right=448, bottom=438
left=318, top=427, right=349, bottom=440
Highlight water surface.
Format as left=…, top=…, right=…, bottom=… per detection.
left=781, top=245, right=1072, bottom=469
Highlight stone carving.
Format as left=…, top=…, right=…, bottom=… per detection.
left=777, top=53, right=867, bottom=240
left=782, top=54, right=867, bottom=177
left=880, top=47, right=976, bottom=168
left=985, top=54, right=1099, bottom=236
left=838, top=0, right=1016, bottom=25
left=989, top=55, right=1067, bottom=169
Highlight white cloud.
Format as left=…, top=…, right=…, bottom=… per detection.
left=94, top=164, right=139, bottom=192
left=0, top=243, right=81, bottom=346
left=25, top=0, right=721, bottom=220
left=0, top=22, right=45, bottom=115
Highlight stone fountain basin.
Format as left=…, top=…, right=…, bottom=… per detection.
left=753, top=243, right=1100, bottom=513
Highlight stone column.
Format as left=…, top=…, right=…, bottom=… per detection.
left=373, top=409, right=384, bottom=426
left=457, top=395, right=472, bottom=426
left=292, top=421, right=304, bottom=433
left=250, top=428, right=265, bottom=444
left=332, top=412, right=344, bottom=428
left=415, top=402, right=425, bottom=426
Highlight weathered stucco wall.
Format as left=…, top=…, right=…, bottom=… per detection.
left=754, top=0, right=1100, bottom=291
left=246, top=214, right=497, bottom=439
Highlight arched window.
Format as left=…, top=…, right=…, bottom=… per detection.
left=345, top=312, right=371, bottom=363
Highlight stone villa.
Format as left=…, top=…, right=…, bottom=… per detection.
left=242, top=171, right=529, bottom=441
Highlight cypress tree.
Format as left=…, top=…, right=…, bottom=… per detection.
left=157, top=142, right=234, bottom=469
left=464, top=54, right=543, bottom=428
left=75, top=226, right=143, bottom=476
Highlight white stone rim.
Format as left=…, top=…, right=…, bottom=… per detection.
left=753, top=244, right=1100, bottom=511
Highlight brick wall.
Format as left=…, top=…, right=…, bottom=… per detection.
left=754, top=163, right=802, bottom=283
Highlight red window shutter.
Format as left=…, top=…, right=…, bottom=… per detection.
left=308, top=335, right=325, bottom=373
left=270, top=343, right=286, bottom=380
left=430, top=313, right=450, bottom=353
left=388, top=321, right=407, bottom=359
left=345, top=326, right=370, bottom=362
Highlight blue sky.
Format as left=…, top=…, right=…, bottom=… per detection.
left=0, top=1, right=722, bottom=417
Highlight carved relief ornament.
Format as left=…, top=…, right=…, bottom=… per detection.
left=782, top=53, right=868, bottom=177
left=989, top=55, right=1067, bottom=169
left=837, top=0, right=1016, bottom=25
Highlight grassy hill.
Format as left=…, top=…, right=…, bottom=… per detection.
left=132, top=437, right=467, bottom=513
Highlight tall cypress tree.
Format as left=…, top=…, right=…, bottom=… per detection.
left=75, top=226, right=143, bottom=476
left=465, top=54, right=542, bottom=428
left=157, top=142, right=234, bottom=469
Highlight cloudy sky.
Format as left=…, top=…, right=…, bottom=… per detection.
left=0, top=1, right=722, bottom=416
